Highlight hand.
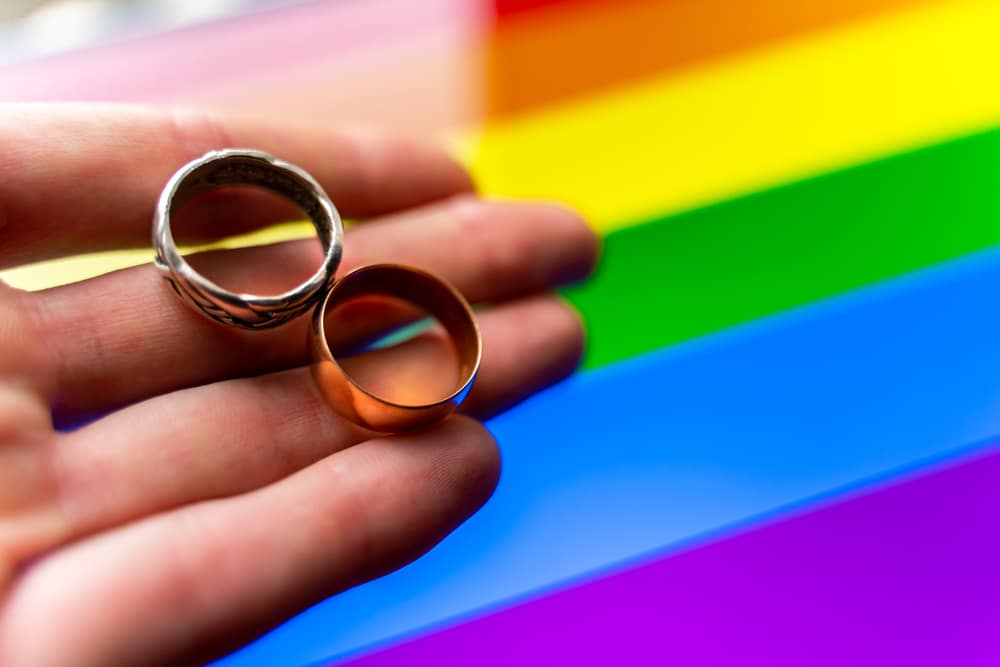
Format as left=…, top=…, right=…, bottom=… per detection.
left=0, top=105, right=597, bottom=666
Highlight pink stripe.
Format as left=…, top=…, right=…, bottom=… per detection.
left=343, top=447, right=1000, bottom=666
left=0, top=0, right=486, bottom=102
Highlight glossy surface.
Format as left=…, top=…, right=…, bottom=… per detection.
left=2, top=0, right=998, bottom=665
left=343, top=444, right=1000, bottom=666
left=311, top=265, right=481, bottom=432
left=217, top=243, right=1000, bottom=666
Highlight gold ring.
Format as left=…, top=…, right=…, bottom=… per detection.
left=310, top=264, right=482, bottom=432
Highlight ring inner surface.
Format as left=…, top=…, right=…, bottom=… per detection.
left=171, top=156, right=333, bottom=254
left=323, top=268, right=479, bottom=407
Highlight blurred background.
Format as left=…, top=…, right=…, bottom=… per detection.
left=0, top=0, right=301, bottom=64
left=2, top=1, right=999, bottom=666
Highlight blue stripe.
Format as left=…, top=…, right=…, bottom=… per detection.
left=214, top=244, right=1000, bottom=667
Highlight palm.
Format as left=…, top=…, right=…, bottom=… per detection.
left=0, top=106, right=595, bottom=667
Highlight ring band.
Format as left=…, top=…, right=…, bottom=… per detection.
left=310, top=264, right=482, bottom=432
left=153, top=149, right=344, bottom=329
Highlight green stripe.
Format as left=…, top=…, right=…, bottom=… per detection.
left=565, top=126, right=1000, bottom=369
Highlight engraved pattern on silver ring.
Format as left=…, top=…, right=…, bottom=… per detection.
left=152, top=149, right=344, bottom=329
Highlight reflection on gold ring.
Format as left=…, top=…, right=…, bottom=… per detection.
left=310, top=263, right=482, bottom=432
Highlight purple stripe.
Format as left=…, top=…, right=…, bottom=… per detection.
left=342, top=446, right=1000, bottom=666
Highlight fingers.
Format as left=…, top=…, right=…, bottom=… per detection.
left=0, top=104, right=473, bottom=269
left=0, top=416, right=499, bottom=667
left=15, top=296, right=576, bottom=562
left=0, top=288, right=48, bottom=396
left=37, top=197, right=596, bottom=423
left=460, top=294, right=583, bottom=418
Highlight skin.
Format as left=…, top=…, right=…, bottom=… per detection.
left=0, top=105, right=598, bottom=667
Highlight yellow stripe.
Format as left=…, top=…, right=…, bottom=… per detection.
left=462, top=0, right=1000, bottom=231
left=3, top=222, right=316, bottom=291
left=6, top=0, right=1000, bottom=290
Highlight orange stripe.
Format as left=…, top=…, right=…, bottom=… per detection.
left=483, top=0, right=945, bottom=119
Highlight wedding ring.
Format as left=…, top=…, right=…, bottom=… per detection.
left=311, top=264, right=482, bottom=432
left=153, top=149, right=343, bottom=329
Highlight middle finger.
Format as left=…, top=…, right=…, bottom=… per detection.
left=34, top=197, right=596, bottom=424
left=18, top=295, right=579, bottom=561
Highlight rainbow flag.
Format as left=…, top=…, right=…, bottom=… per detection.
left=4, top=0, right=999, bottom=664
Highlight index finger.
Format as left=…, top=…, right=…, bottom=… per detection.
left=0, top=104, right=474, bottom=269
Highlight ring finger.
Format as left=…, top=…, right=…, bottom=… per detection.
left=33, top=196, right=596, bottom=424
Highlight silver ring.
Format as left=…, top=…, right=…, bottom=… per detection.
left=152, top=149, right=343, bottom=329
